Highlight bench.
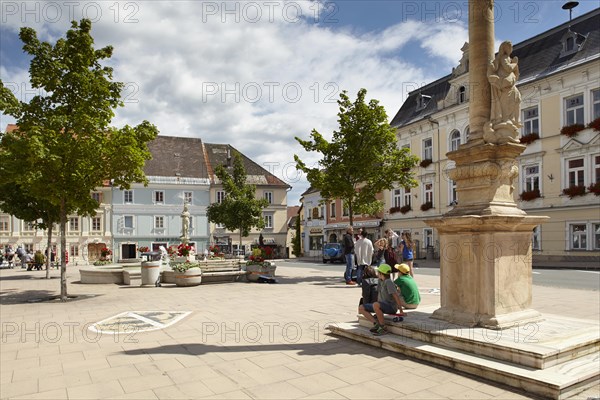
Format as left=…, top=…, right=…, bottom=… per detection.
left=199, top=259, right=245, bottom=283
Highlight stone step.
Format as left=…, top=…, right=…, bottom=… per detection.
left=328, top=322, right=600, bottom=400
left=123, top=270, right=141, bottom=286
left=357, top=306, right=599, bottom=370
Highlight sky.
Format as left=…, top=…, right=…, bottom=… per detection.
left=1, top=0, right=599, bottom=205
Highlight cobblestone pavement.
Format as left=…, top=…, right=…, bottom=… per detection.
left=1, top=265, right=598, bottom=399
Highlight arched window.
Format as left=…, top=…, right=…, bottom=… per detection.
left=464, top=126, right=470, bottom=142
left=450, top=130, right=461, bottom=152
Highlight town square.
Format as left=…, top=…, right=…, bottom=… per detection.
left=1, top=1, right=599, bottom=399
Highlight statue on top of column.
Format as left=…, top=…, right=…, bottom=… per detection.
left=181, top=202, right=190, bottom=243
left=483, top=40, right=522, bottom=145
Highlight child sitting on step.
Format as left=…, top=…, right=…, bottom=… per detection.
left=358, top=264, right=404, bottom=336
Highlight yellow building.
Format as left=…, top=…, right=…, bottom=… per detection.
left=385, top=8, right=600, bottom=262
left=203, top=143, right=290, bottom=257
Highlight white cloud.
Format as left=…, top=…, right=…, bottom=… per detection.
left=1, top=1, right=468, bottom=205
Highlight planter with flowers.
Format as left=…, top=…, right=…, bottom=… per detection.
left=389, top=206, right=401, bottom=214
left=588, top=182, right=600, bottom=196
left=419, top=159, right=433, bottom=168
left=420, top=202, right=433, bottom=212
left=519, top=132, right=540, bottom=145
left=588, top=117, right=600, bottom=133
left=560, top=124, right=586, bottom=138
left=562, top=185, right=587, bottom=199
left=208, top=244, right=225, bottom=259
left=245, top=247, right=276, bottom=282
left=519, top=188, right=541, bottom=202
left=100, top=247, right=112, bottom=261
left=400, top=205, right=412, bottom=214
left=172, top=262, right=202, bottom=287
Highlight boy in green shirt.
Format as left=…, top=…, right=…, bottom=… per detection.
left=358, top=264, right=404, bottom=336
left=394, top=263, right=420, bottom=314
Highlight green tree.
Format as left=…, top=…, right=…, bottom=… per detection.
left=292, top=212, right=302, bottom=257
left=207, top=153, right=269, bottom=252
left=0, top=19, right=158, bottom=300
left=0, top=181, right=61, bottom=278
left=294, top=88, right=419, bottom=226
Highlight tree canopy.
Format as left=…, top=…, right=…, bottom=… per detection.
left=206, top=152, right=269, bottom=250
left=294, top=88, right=419, bottom=225
left=0, top=19, right=158, bottom=299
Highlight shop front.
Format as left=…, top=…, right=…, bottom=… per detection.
left=324, top=220, right=382, bottom=244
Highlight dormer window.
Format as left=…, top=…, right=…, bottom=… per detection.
left=416, top=94, right=431, bottom=111
left=458, top=86, right=466, bottom=104
left=560, top=29, right=587, bottom=58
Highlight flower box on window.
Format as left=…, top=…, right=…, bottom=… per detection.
left=420, top=202, right=433, bottom=211
left=519, top=132, right=540, bottom=145
left=588, top=117, right=600, bottom=133
left=562, top=185, right=587, bottom=199
left=389, top=206, right=401, bottom=214
left=419, top=159, right=433, bottom=168
left=399, top=205, right=412, bottom=214
left=560, top=124, right=585, bottom=138
left=589, top=182, right=600, bottom=196
left=519, top=188, right=541, bottom=201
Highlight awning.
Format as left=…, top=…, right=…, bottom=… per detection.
left=324, top=220, right=381, bottom=229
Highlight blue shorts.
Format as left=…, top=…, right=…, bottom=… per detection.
left=363, top=301, right=397, bottom=314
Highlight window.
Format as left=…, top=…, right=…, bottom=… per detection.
left=124, top=215, right=134, bottom=229
left=216, top=191, right=225, bottom=203
left=154, top=216, right=164, bottom=229
left=424, top=183, right=433, bottom=205
left=595, top=155, right=600, bottom=183
left=403, top=187, right=411, bottom=207
left=523, top=165, right=540, bottom=192
left=330, top=203, right=336, bottom=218
left=0, top=215, right=9, bottom=231
left=450, top=130, right=461, bottom=152
left=567, top=158, right=585, bottom=187
left=264, top=191, right=273, bottom=204
left=309, top=236, right=323, bottom=251
left=392, top=189, right=402, bottom=208
left=458, top=86, right=466, bottom=104
left=342, top=202, right=349, bottom=217
left=124, top=190, right=133, bottom=203
left=91, top=217, right=101, bottom=232
left=570, top=224, right=587, bottom=250
left=532, top=226, right=541, bottom=251
left=25, top=244, right=33, bottom=253
left=264, top=214, right=273, bottom=229
left=522, top=106, right=539, bottom=136
left=464, top=126, right=470, bottom=142
left=23, top=221, right=35, bottom=232
left=184, top=191, right=193, bottom=204
left=423, top=138, right=433, bottom=160
left=69, top=217, right=79, bottom=232
left=594, top=223, right=600, bottom=250
left=312, top=208, right=320, bottom=219
left=592, top=89, right=600, bottom=120
left=91, top=192, right=102, bottom=204
left=154, top=191, right=164, bottom=204
left=216, top=222, right=225, bottom=229
left=450, top=180, right=458, bottom=205
left=565, top=94, right=584, bottom=126
left=424, top=228, right=433, bottom=248
left=70, top=245, right=79, bottom=257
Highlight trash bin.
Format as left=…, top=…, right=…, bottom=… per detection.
left=426, top=246, right=434, bottom=260
left=141, top=251, right=161, bottom=287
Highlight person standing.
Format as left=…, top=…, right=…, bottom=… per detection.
left=342, top=226, right=356, bottom=285
left=400, top=231, right=416, bottom=277
left=355, top=229, right=373, bottom=285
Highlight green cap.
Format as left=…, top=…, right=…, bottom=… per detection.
left=377, top=264, right=392, bottom=274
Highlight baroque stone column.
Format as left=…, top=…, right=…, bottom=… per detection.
left=425, top=0, right=548, bottom=330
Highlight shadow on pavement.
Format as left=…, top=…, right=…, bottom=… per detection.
left=0, top=290, right=102, bottom=304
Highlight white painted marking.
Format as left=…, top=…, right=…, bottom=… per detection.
left=89, top=311, right=191, bottom=334
left=576, top=270, right=600, bottom=274
left=532, top=272, right=541, bottom=275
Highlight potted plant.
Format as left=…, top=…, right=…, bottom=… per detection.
left=172, top=262, right=202, bottom=286
left=562, top=185, right=587, bottom=198
left=519, top=132, right=540, bottom=145
left=389, top=206, right=401, bottom=214
left=100, top=247, right=112, bottom=261
left=419, top=159, right=433, bottom=168
left=560, top=124, right=585, bottom=138
left=519, top=188, right=541, bottom=201
left=588, top=182, right=600, bottom=196
left=588, top=117, right=600, bottom=133
left=138, top=246, right=150, bottom=254
left=245, top=247, right=276, bottom=282
left=400, top=205, right=412, bottom=214
left=420, top=202, right=433, bottom=211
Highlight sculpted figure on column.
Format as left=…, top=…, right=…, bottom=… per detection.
left=181, top=202, right=190, bottom=242
left=484, top=41, right=522, bottom=144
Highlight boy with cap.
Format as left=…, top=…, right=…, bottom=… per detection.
left=358, top=263, right=404, bottom=336
left=394, top=263, right=420, bottom=314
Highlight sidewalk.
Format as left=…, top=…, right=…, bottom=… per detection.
left=0, top=264, right=598, bottom=399
left=295, top=256, right=600, bottom=270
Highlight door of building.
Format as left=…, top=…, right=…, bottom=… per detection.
left=121, top=244, right=136, bottom=259
left=87, top=243, right=105, bottom=262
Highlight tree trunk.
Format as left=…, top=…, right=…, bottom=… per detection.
left=45, top=227, right=52, bottom=279
left=239, top=227, right=243, bottom=256
left=348, top=200, right=354, bottom=227
left=60, top=198, right=67, bottom=301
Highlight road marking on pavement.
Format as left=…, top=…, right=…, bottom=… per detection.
left=532, top=271, right=541, bottom=275
left=577, top=270, right=600, bottom=274
left=89, top=311, right=191, bottom=335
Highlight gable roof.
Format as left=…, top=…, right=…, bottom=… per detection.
left=390, top=8, right=600, bottom=128
left=145, top=136, right=209, bottom=179
left=203, top=143, right=290, bottom=188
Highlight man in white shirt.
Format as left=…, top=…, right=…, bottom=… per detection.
left=355, top=229, right=374, bottom=285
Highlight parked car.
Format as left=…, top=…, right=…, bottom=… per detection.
left=322, top=243, right=344, bottom=263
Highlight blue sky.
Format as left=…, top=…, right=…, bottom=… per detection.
left=1, top=1, right=598, bottom=205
